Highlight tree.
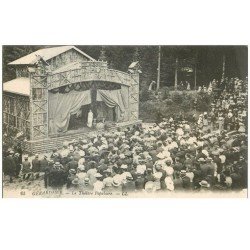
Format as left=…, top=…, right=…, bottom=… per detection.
left=99, top=46, right=107, bottom=61
left=132, top=47, right=140, bottom=62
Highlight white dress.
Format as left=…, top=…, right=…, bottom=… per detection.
left=87, top=110, right=93, bottom=128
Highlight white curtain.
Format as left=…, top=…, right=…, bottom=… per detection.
left=48, top=90, right=91, bottom=134
left=96, top=89, right=127, bottom=122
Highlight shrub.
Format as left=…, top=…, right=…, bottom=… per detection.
left=171, top=92, right=183, bottom=104
left=162, top=88, right=171, bottom=100
left=164, top=99, right=174, bottom=105
left=196, top=92, right=212, bottom=112
left=139, top=85, right=151, bottom=102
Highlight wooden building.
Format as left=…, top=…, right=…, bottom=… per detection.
left=3, top=46, right=140, bottom=153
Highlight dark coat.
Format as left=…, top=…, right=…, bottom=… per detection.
left=182, top=176, right=191, bottom=189
left=32, top=159, right=41, bottom=172
left=40, top=159, right=49, bottom=172
left=67, top=160, right=78, bottom=170
left=4, top=155, right=16, bottom=176
left=22, top=160, right=31, bottom=174
left=122, top=181, right=136, bottom=192
left=135, top=177, right=145, bottom=190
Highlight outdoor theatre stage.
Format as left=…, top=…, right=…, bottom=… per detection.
left=3, top=46, right=140, bottom=154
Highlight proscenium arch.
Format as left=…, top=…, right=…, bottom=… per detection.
left=47, top=67, right=137, bottom=91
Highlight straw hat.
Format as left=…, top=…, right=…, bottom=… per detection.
left=69, top=169, right=76, bottom=174
left=72, top=178, right=79, bottom=185
left=94, top=173, right=103, bottom=178
left=78, top=165, right=85, bottom=171
left=199, top=180, right=210, bottom=188
left=112, top=179, right=120, bottom=187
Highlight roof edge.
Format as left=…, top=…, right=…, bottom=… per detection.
left=8, top=46, right=96, bottom=65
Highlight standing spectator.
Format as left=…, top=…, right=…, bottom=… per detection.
left=32, top=154, right=41, bottom=179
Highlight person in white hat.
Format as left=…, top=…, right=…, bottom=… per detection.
left=163, top=159, right=174, bottom=177
left=199, top=180, right=210, bottom=191
left=81, top=178, right=93, bottom=191
left=93, top=173, right=104, bottom=192
left=76, top=165, right=87, bottom=186
left=103, top=169, right=113, bottom=189
left=165, top=176, right=174, bottom=191
left=109, top=177, right=122, bottom=193
left=144, top=181, right=156, bottom=193
left=136, top=163, right=146, bottom=175
left=78, top=153, right=85, bottom=168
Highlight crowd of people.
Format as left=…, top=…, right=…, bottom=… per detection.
left=3, top=77, right=248, bottom=194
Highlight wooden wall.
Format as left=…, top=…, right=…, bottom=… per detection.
left=16, top=67, right=29, bottom=78
left=47, top=49, right=89, bottom=71
left=3, top=92, right=31, bottom=139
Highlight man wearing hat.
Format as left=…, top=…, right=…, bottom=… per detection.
left=50, top=148, right=61, bottom=163
left=76, top=165, right=87, bottom=186
left=135, top=172, right=145, bottom=191
left=180, top=170, right=191, bottom=190
left=40, top=155, right=49, bottom=172
left=66, top=168, right=77, bottom=189
left=52, top=162, right=66, bottom=188
left=3, top=150, right=16, bottom=183
left=60, top=143, right=70, bottom=165
left=144, top=168, right=155, bottom=183
left=173, top=157, right=183, bottom=172
left=122, top=174, right=136, bottom=193
left=66, top=156, right=78, bottom=171
left=21, top=155, right=32, bottom=181
left=173, top=171, right=184, bottom=191
left=81, top=178, right=93, bottom=192
left=198, top=158, right=209, bottom=179
left=103, top=169, right=113, bottom=188
left=13, top=152, right=21, bottom=178
left=42, top=156, right=51, bottom=188
left=32, top=154, right=41, bottom=180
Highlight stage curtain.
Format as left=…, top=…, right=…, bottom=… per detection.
left=48, top=90, right=91, bottom=134
left=120, top=85, right=129, bottom=121
left=96, top=89, right=126, bottom=122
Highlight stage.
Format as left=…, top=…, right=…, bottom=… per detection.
left=24, top=120, right=142, bottom=154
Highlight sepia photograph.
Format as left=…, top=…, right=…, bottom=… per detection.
left=2, top=45, right=248, bottom=198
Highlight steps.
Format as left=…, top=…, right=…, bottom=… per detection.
left=24, top=120, right=141, bottom=154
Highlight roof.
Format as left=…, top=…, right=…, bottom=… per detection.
left=129, top=61, right=139, bottom=69
left=3, top=77, right=30, bottom=96
left=8, top=46, right=96, bottom=65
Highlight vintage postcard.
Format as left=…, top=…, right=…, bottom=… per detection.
left=2, top=45, right=248, bottom=198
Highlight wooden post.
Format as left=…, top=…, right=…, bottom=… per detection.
left=222, top=54, right=226, bottom=82
left=174, top=57, right=178, bottom=91
left=91, top=82, right=97, bottom=117
left=194, top=63, right=197, bottom=91
left=156, top=46, right=161, bottom=91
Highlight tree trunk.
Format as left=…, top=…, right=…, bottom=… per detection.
left=221, top=54, right=226, bottom=82
left=194, top=64, right=197, bottom=91
left=156, top=46, right=161, bottom=91
left=174, top=57, right=178, bottom=91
